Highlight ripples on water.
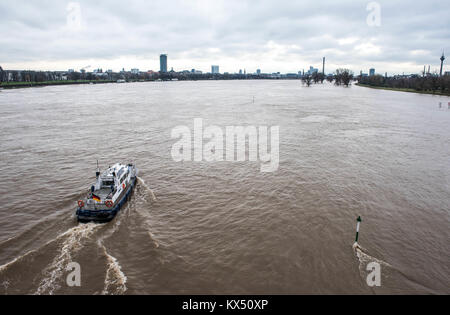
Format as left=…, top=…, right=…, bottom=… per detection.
left=0, top=81, right=449, bottom=294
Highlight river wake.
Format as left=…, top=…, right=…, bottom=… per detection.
left=35, top=223, right=101, bottom=295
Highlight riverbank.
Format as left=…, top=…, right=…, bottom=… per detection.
left=0, top=80, right=116, bottom=89
left=356, top=83, right=450, bottom=96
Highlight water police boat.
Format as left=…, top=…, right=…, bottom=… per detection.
left=76, top=163, right=138, bottom=222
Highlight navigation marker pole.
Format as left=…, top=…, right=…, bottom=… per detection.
left=355, top=216, right=362, bottom=244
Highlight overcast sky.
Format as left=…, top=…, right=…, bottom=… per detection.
left=1, top=0, right=449, bottom=75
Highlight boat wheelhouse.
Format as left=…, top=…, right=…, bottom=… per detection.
left=76, top=163, right=138, bottom=222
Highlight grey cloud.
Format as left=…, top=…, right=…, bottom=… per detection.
left=0, top=0, right=448, bottom=74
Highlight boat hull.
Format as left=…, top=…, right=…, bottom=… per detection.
left=76, top=176, right=137, bottom=223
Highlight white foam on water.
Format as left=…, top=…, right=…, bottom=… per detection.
left=101, top=245, right=127, bottom=295
left=34, top=223, right=101, bottom=295
left=353, top=242, right=391, bottom=275
left=0, top=254, right=30, bottom=274
left=95, top=208, right=128, bottom=295
left=137, top=177, right=157, bottom=201
left=148, top=231, right=160, bottom=248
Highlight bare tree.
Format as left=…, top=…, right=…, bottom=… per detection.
left=326, top=75, right=334, bottom=83
left=312, top=72, right=325, bottom=84
left=335, top=69, right=353, bottom=87
left=302, top=74, right=312, bottom=86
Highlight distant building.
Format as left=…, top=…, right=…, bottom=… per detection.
left=239, top=69, right=242, bottom=75
left=445, top=71, right=450, bottom=76
left=369, top=68, right=375, bottom=76
left=68, top=69, right=74, bottom=73
left=211, top=65, right=219, bottom=74
left=131, top=68, right=139, bottom=74
left=160, top=54, right=168, bottom=73
left=306, top=66, right=318, bottom=75
left=257, top=69, right=261, bottom=75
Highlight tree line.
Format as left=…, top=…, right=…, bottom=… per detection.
left=358, top=74, right=450, bottom=94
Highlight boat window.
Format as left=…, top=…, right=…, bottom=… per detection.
left=103, top=180, right=114, bottom=186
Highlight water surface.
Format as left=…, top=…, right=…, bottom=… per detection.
left=0, top=81, right=449, bottom=294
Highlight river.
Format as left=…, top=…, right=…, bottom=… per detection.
left=0, top=80, right=449, bottom=294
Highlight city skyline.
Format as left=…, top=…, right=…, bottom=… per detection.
left=1, top=52, right=446, bottom=78
left=0, top=1, right=449, bottom=75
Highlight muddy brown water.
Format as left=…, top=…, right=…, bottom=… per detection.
left=0, top=80, right=449, bottom=294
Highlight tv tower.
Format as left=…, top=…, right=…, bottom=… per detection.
left=440, top=51, right=445, bottom=77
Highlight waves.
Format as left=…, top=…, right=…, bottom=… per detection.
left=0, top=173, right=159, bottom=295
left=0, top=250, right=36, bottom=274
left=353, top=242, right=391, bottom=267
left=96, top=206, right=128, bottom=295
left=101, top=245, right=127, bottom=295
left=353, top=242, right=391, bottom=280
left=137, top=177, right=157, bottom=201
left=35, top=223, right=101, bottom=295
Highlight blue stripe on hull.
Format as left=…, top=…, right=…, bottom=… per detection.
left=76, top=177, right=137, bottom=223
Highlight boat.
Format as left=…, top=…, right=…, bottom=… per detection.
left=117, top=79, right=126, bottom=83
left=76, top=163, right=138, bottom=222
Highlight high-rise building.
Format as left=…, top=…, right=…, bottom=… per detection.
left=306, top=66, right=318, bottom=75
left=440, top=52, right=445, bottom=77
left=369, top=68, right=375, bottom=76
left=160, top=54, right=168, bottom=73
left=211, top=65, right=219, bottom=74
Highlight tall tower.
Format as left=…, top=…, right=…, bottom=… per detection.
left=160, top=54, right=168, bottom=73
left=322, top=57, right=325, bottom=75
left=440, top=52, right=445, bottom=77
